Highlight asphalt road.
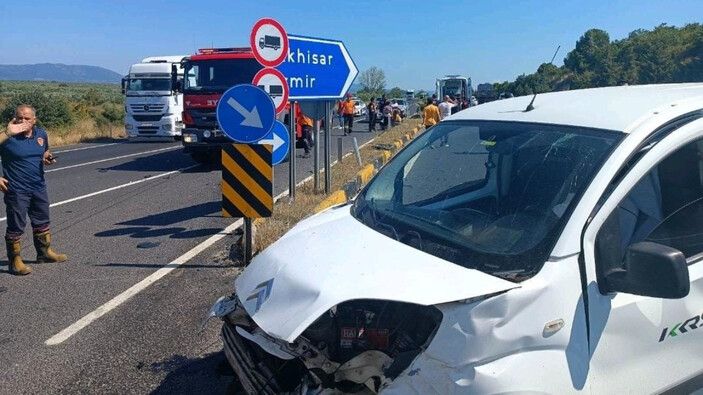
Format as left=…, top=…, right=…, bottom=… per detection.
left=0, top=115, right=376, bottom=394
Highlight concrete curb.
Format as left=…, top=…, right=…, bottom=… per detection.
left=313, top=125, right=422, bottom=213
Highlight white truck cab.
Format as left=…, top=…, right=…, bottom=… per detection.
left=122, top=56, right=186, bottom=139
left=210, top=84, right=703, bottom=394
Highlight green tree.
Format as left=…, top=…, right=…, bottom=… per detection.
left=359, top=67, right=386, bottom=94
left=387, top=87, right=405, bottom=98
left=564, top=28, right=615, bottom=87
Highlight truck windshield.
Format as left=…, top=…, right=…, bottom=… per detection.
left=440, top=79, right=466, bottom=98
left=183, top=59, right=262, bottom=93
left=351, top=120, right=622, bottom=281
left=127, top=78, right=171, bottom=93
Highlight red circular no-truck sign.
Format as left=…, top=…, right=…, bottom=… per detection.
left=253, top=68, right=289, bottom=114
left=250, top=18, right=289, bottom=68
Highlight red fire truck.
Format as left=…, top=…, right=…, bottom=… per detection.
left=172, top=47, right=263, bottom=164
left=172, top=47, right=312, bottom=164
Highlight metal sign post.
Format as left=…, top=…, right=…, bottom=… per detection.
left=324, top=101, right=331, bottom=194
left=313, top=109, right=320, bottom=192
left=288, top=101, right=297, bottom=201
left=244, top=218, right=253, bottom=264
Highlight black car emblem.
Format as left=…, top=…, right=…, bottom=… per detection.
left=143, top=105, right=149, bottom=111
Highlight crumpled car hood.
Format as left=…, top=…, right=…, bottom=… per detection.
left=235, top=205, right=519, bottom=342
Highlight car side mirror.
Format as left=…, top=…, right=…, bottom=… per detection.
left=606, top=242, right=690, bottom=299
left=121, top=77, right=127, bottom=95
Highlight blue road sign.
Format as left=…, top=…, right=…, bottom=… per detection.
left=276, top=35, right=358, bottom=101
left=258, top=121, right=290, bottom=165
left=216, top=84, right=275, bottom=143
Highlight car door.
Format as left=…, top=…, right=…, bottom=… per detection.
left=582, top=118, right=703, bottom=393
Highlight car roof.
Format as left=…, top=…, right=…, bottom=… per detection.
left=448, top=83, right=703, bottom=132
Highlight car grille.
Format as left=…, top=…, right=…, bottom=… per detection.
left=222, top=322, right=281, bottom=395
left=130, top=103, right=166, bottom=113
left=133, top=115, right=163, bottom=122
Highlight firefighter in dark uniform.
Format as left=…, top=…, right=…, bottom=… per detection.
left=0, top=105, right=66, bottom=276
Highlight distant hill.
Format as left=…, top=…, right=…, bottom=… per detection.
left=0, top=63, right=122, bottom=84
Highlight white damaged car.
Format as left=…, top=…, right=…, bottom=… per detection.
left=208, top=84, right=703, bottom=394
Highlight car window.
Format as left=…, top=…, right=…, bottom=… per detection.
left=596, top=139, right=703, bottom=267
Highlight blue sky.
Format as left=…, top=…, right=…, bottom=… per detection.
left=1, top=0, right=701, bottom=91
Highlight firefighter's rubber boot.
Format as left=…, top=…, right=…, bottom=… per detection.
left=6, top=238, right=31, bottom=275
left=33, top=231, right=67, bottom=263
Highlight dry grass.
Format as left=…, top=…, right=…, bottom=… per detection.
left=50, top=119, right=126, bottom=146
left=254, top=119, right=423, bottom=252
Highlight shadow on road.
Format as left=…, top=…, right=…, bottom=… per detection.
left=99, top=150, right=193, bottom=173
left=148, top=351, right=235, bottom=395
left=119, top=201, right=221, bottom=227
left=94, top=201, right=225, bottom=240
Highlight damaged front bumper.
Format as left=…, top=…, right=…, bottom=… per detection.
left=212, top=295, right=443, bottom=394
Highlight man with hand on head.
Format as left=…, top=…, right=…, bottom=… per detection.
left=0, top=105, right=67, bottom=276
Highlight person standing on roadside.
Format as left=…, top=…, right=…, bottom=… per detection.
left=450, top=95, right=461, bottom=115
left=342, top=93, right=356, bottom=136
left=0, top=105, right=67, bottom=276
left=336, top=99, right=344, bottom=128
left=367, top=97, right=377, bottom=132
left=437, top=95, right=456, bottom=147
left=296, top=109, right=314, bottom=158
left=382, top=100, right=393, bottom=130
left=422, top=97, right=440, bottom=130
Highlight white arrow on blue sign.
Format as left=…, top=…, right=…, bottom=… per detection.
left=276, top=35, right=358, bottom=101
left=258, top=121, right=290, bottom=165
left=216, top=84, right=276, bottom=143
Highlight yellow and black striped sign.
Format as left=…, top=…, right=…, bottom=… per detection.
left=222, top=144, right=273, bottom=218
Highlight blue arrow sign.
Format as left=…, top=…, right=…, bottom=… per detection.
left=216, top=84, right=275, bottom=143
left=258, top=120, right=290, bottom=165
left=276, top=35, right=358, bottom=101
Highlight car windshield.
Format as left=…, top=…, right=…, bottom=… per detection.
left=396, top=99, right=406, bottom=105
left=352, top=120, right=622, bottom=281
left=183, top=58, right=262, bottom=93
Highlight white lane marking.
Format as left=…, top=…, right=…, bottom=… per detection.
left=52, top=143, right=123, bottom=154
left=0, top=165, right=200, bottom=222
left=46, top=146, right=181, bottom=173
left=45, top=218, right=244, bottom=346
left=44, top=131, right=383, bottom=345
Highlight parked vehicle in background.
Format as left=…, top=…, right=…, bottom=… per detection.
left=391, top=98, right=408, bottom=117
left=353, top=99, right=366, bottom=117
left=208, top=84, right=703, bottom=393
left=476, top=82, right=497, bottom=104
left=122, top=56, right=186, bottom=140
left=498, top=92, right=515, bottom=100
left=174, top=47, right=263, bottom=164
left=436, top=75, right=473, bottom=104
left=405, top=89, right=415, bottom=101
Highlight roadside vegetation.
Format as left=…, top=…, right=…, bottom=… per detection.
left=0, top=80, right=125, bottom=145
left=492, top=23, right=703, bottom=95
